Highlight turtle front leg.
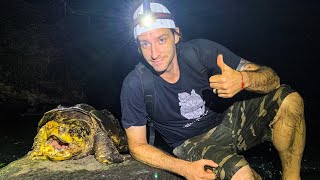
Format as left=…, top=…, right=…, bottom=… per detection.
left=94, top=130, right=125, bottom=164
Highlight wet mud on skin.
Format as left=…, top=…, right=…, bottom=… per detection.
left=1, top=111, right=320, bottom=179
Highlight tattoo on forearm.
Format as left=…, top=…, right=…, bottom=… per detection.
left=246, top=66, right=280, bottom=93
left=237, top=58, right=280, bottom=93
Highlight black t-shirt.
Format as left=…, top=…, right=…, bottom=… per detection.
left=120, top=39, right=241, bottom=148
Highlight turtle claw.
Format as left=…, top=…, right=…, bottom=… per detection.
left=95, top=153, right=124, bottom=164
left=96, top=155, right=111, bottom=164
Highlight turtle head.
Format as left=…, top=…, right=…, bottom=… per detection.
left=40, top=119, right=93, bottom=161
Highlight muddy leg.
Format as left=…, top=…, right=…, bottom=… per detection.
left=272, top=92, right=306, bottom=180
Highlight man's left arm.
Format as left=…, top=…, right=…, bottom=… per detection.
left=209, top=54, right=280, bottom=98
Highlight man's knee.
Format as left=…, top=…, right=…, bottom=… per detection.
left=272, top=91, right=305, bottom=143
left=278, top=92, right=304, bottom=123
left=281, top=92, right=304, bottom=111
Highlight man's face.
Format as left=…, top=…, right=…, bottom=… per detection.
left=137, top=28, right=180, bottom=73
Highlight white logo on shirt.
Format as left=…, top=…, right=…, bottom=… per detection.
left=178, top=89, right=208, bottom=127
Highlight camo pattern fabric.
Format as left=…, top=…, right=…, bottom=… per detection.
left=173, top=84, right=295, bottom=180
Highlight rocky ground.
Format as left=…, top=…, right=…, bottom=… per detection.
left=0, top=155, right=183, bottom=180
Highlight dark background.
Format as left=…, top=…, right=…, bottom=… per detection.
left=0, top=0, right=319, bottom=178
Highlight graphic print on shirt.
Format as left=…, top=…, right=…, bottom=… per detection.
left=178, top=89, right=208, bottom=128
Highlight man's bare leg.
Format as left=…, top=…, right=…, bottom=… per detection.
left=272, top=92, right=306, bottom=180
left=231, top=165, right=262, bottom=180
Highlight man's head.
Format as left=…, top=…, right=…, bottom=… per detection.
left=133, top=2, right=181, bottom=74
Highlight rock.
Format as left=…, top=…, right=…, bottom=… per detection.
left=0, top=155, right=183, bottom=180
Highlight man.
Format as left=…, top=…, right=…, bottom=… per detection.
left=120, top=2, right=305, bottom=180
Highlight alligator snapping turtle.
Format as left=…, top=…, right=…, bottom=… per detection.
left=27, top=103, right=128, bottom=164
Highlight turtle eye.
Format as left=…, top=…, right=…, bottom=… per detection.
left=59, top=126, right=67, bottom=133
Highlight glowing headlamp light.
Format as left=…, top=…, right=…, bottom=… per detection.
left=140, top=12, right=155, bottom=27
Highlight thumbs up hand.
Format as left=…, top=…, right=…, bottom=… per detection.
left=209, top=54, right=244, bottom=98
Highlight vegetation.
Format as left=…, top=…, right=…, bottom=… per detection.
left=0, top=163, right=6, bottom=169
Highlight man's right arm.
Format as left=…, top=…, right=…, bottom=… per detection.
left=126, top=126, right=217, bottom=179
left=125, top=125, right=218, bottom=180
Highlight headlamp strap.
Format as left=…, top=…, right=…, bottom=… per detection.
left=143, top=0, right=151, bottom=13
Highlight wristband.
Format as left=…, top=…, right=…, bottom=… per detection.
left=240, top=72, right=245, bottom=89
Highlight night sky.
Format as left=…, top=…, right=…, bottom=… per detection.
left=1, top=0, right=320, bottom=174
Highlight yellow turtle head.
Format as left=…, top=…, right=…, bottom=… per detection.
left=40, top=119, right=93, bottom=161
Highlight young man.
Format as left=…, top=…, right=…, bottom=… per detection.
left=120, top=2, right=305, bottom=180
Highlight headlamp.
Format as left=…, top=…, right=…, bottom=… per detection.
left=140, top=12, right=155, bottom=27
left=133, top=1, right=176, bottom=38
left=133, top=1, right=174, bottom=28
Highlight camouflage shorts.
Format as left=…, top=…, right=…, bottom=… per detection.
left=173, top=84, right=295, bottom=180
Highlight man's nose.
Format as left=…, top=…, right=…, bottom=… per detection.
left=151, top=44, right=160, bottom=60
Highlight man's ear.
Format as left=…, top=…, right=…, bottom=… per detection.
left=174, top=27, right=180, bottom=44
left=138, top=47, right=142, bottom=54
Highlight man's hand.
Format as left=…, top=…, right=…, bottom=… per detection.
left=183, top=159, right=219, bottom=180
left=209, top=54, right=243, bottom=98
